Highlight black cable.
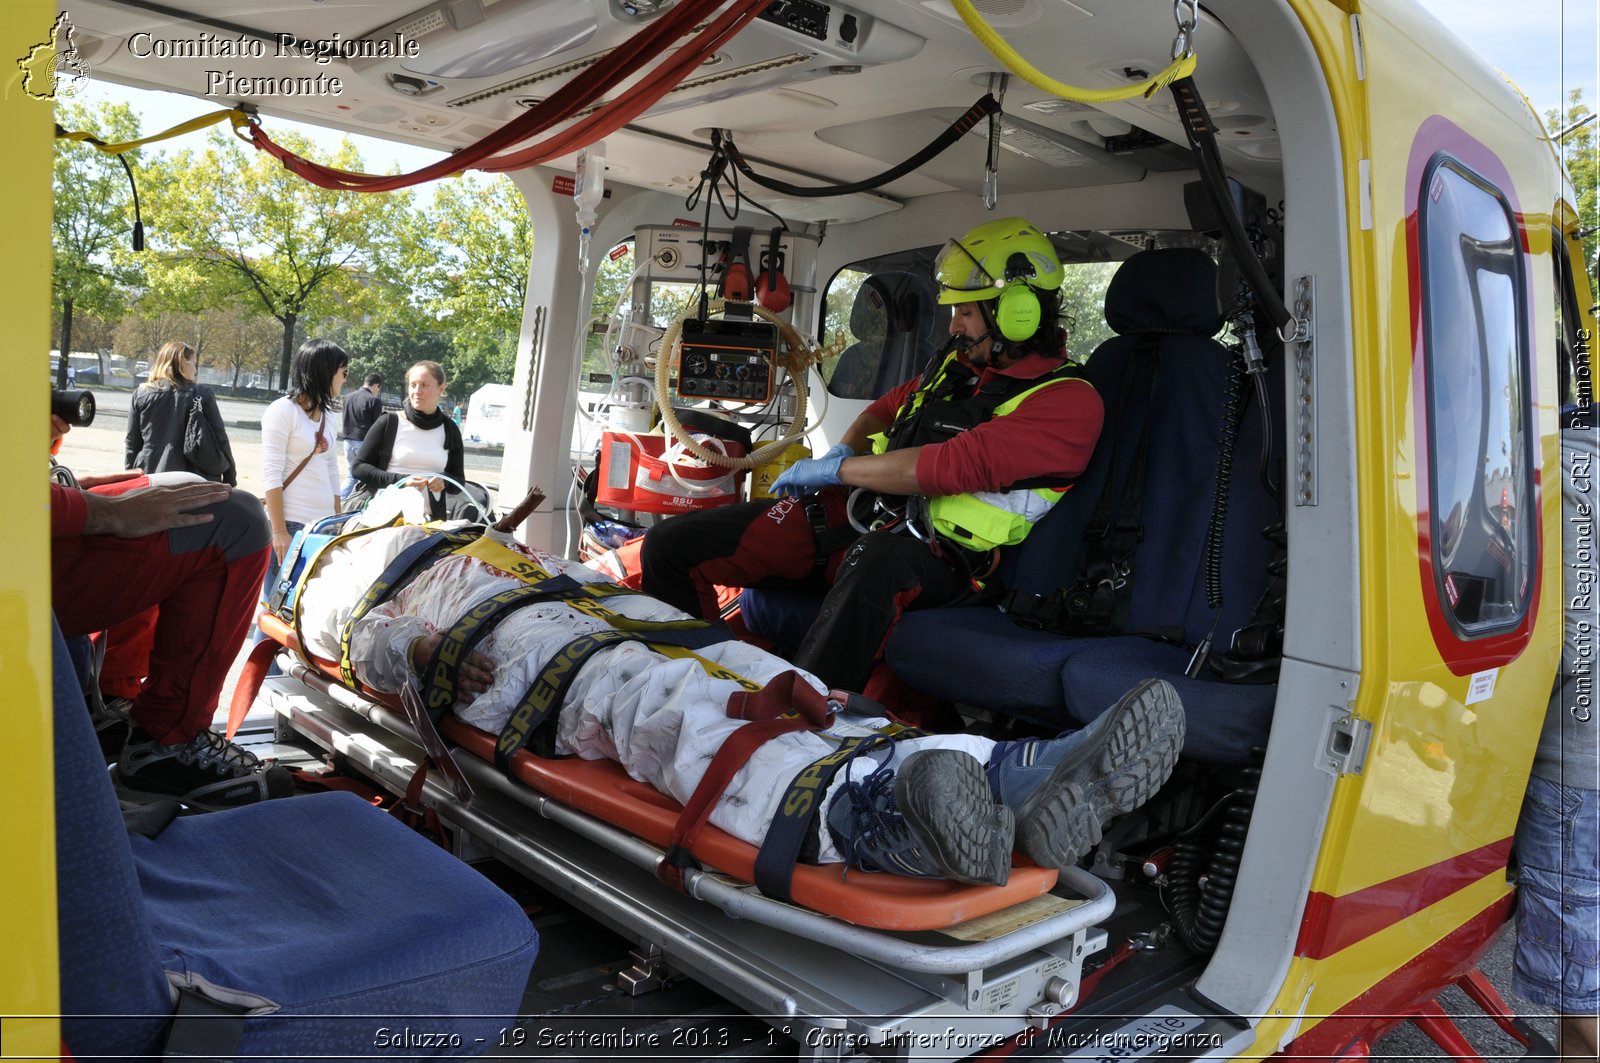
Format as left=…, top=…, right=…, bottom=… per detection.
left=1168, top=79, right=1289, bottom=332
left=722, top=95, right=1002, bottom=198
left=58, top=124, right=145, bottom=251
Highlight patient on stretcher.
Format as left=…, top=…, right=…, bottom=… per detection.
left=294, top=524, right=1184, bottom=886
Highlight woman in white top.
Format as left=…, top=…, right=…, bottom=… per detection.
left=351, top=360, right=466, bottom=521
left=261, top=338, right=348, bottom=564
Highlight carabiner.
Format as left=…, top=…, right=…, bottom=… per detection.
left=1171, top=0, right=1198, bottom=59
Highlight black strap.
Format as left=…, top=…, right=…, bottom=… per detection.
left=421, top=578, right=585, bottom=720
left=753, top=717, right=927, bottom=902
left=496, top=629, right=650, bottom=769
left=338, top=528, right=482, bottom=685
left=160, top=986, right=249, bottom=1062
left=755, top=735, right=882, bottom=902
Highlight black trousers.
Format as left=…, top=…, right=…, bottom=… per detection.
left=639, top=491, right=972, bottom=691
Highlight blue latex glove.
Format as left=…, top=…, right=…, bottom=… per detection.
left=772, top=443, right=854, bottom=498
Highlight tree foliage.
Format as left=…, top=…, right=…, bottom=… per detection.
left=1548, top=89, right=1597, bottom=292
left=52, top=99, right=144, bottom=387
left=145, top=129, right=407, bottom=389
left=401, top=174, right=532, bottom=389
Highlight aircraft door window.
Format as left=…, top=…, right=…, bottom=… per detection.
left=1418, top=156, right=1536, bottom=638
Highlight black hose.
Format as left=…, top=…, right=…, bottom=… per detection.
left=1202, top=350, right=1248, bottom=610
left=721, top=95, right=1001, bottom=198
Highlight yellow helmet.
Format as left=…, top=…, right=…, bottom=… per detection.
left=933, top=217, right=1064, bottom=306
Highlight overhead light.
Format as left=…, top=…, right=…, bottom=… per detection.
left=387, top=73, right=442, bottom=97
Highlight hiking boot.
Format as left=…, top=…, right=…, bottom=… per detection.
left=826, top=748, right=1013, bottom=886
left=90, top=695, right=133, bottom=761
left=118, top=727, right=294, bottom=810
left=987, top=679, right=1185, bottom=870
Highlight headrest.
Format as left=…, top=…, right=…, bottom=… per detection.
left=850, top=275, right=894, bottom=338
left=1103, top=248, right=1224, bottom=338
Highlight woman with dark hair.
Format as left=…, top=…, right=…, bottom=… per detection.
left=350, top=359, right=466, bottom=521
left=262, top=338, right=347, bottom=564
left=124, top=340, right=237, bottom=485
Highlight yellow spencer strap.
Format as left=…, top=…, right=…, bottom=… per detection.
left=56, top=108, right=248, bottom=154
left=454, top=534, right=758, bottom=688
left=950, top=0, right=1196, bottom=102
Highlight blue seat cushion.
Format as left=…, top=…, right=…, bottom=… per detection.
left=889, top=612, right=1273, bottom=764
left=133, top=791, right=538, bottom=1054
left=53, top=615, right=538, bottom=1060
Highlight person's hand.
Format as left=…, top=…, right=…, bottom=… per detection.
left=82, top=482, right=232, bottom=538
left=50, top=414, right=70, bottom=450
left=408, top=633, right=495, bottom=699
left=772, top=444, right=854, bottom=498
left=272, top=527, right=293, bottom=563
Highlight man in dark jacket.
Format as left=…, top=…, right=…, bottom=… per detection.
left=340, top=372, right=384, bottom=501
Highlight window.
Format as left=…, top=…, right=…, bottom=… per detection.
left=1418, top=156, right=1535, bottom=636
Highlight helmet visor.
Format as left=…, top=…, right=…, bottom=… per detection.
left=933, top=236, right=1002, bottom=301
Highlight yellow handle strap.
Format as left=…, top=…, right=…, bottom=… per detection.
left=950, top=0, right=1196, bottom=103
left=56, top=108, right=250, bottom=154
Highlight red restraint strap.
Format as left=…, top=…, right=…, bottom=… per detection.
left=658, top=670, right=834, bottom=890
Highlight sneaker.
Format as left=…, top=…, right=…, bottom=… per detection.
left=987, top=678, right=1185, bottom=870
left=90, top=695, right=133, bottom=761
left=826, top=748, right=1014, bottom=886
left=117, top=727, right=294, bottom=810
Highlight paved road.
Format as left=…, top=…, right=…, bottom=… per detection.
left=60, top=388, right=508, bottom=500
left=55, top=391, right=1558, bottom=1059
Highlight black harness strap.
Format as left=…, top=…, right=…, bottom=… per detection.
left=338, top=528, right=483, bottom=686
left=421, top=578, right=586, bottom=720
left=753, top=720, right=927, bottom=902
left=496, top=629, right=649, bottom=768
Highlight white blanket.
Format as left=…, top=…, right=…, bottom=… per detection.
left=296, top=526, right=995, bottom=863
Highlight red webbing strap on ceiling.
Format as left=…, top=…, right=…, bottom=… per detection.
left=243, top=0, right=771, bottom=191
left=475, top=0, right=770, bottom=173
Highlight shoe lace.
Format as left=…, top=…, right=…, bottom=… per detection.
left=834, top=736, right=903, bottom=876
left=180, top=730, right=264, bottom=776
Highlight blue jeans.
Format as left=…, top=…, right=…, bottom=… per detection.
left=340, top=439, right=362, bottom=500
left=253, top=520, right=305, bottom=675
left=1513, top=774, right=1600, bottom=1012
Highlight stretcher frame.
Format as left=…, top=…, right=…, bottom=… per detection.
left=255, top=620, right=1123, bottom=1059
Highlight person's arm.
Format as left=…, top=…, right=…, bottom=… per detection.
left=915, top=378, right=1104, bottom=496
left=123, top=393, right=143, bottom=470
left=837, top=447, right=927, bottom=496
left=260, top=401, right=294, bottom=560
left=441, top=422, right=466, bottom=496
left=353, top=415, right=405, bottom=488
left=838, top=405, right=893, bottom=456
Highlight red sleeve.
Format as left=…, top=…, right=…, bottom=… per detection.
left=51, top=483, right=89, bottom=538
left=865, top=375, right=922, bottom=427
left=914, top=378, right=1104, bottom=495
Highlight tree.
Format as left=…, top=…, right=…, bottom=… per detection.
left=405, top=174, right=533, bottom=386
left=52, top=99, right=143, bottom=388
left=1548, top=89, right=1596, bottom=292
left=146, top=130, right=408, bottom=390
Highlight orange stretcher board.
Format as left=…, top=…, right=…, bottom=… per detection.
left=255, top=611, right=1060, bottom=931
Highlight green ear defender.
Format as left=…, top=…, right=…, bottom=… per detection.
left=994, top=251, right=1041, bottom=341
left=994, top=281, right=1041, bottom=341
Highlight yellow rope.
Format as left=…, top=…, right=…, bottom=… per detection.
left=55, top=107, right=250, bottom=154
left=950, top=0, right=1196, bottom=103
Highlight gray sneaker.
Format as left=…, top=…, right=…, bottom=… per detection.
left=986, top=679, right=1185, bottom=869
left=826, top=748, right=1014, bottom=886
left=118, top=727, right=294, bottom=810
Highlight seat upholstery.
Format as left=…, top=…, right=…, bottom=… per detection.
left=887, top=248, right=1280, bottom=762
left=53, top=619, right=538, bottom=1060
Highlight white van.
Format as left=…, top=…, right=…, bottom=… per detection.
left=460, top=383, right=517, bottom=447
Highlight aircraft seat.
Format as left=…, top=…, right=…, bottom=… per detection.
left=51, top=618, right=538, bottom=1059
left=887, top=248, right=1281, bottom=763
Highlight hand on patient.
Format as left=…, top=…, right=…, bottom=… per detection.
left=408, top=632, right=495, bottom=700
left=81, top=482, right=232, bottom=538
left=772, top=443, right=853, bottom=498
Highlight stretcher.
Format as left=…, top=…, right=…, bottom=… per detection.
left=244, top=515, right=1121, bottom=1056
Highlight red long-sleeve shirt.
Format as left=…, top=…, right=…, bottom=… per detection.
left=51, top=483, right=89, bottom=538
left=865, top=352, right=1103, bottom=496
